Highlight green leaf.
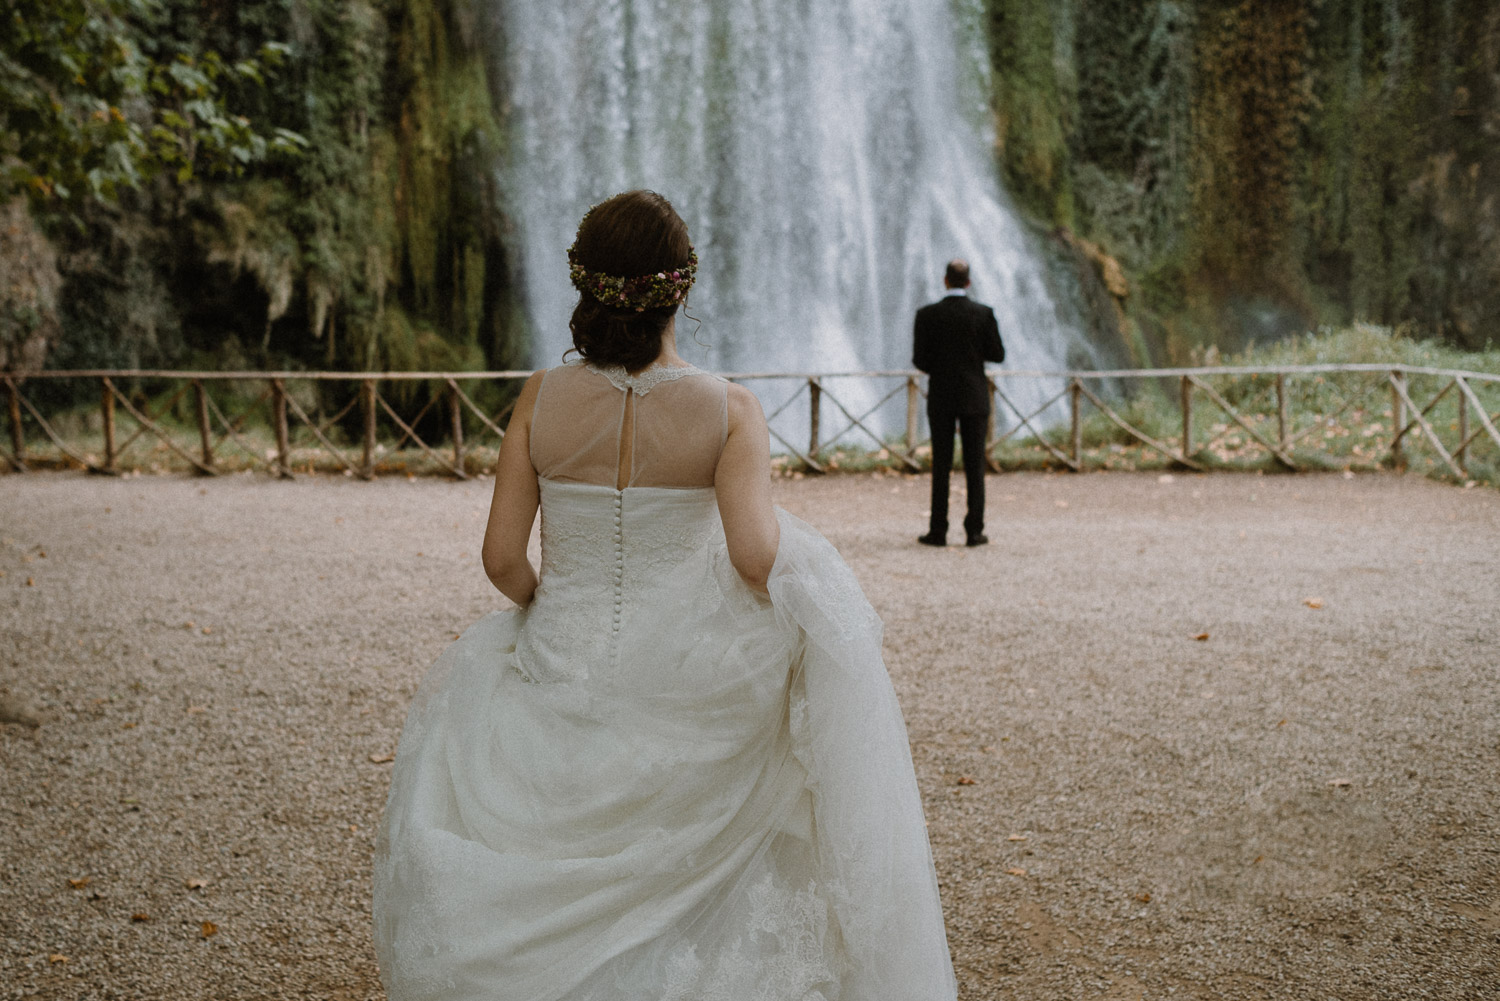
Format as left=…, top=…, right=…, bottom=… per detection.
left=167, top=59, right=207, bottom=93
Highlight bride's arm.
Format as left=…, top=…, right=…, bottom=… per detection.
left=716, top=383, right=780, bottom=593
left=481, top=371, right=543, bottom=605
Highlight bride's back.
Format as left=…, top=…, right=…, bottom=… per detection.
left=529, top=361, right=727, bottom=490
left=516, top=360, right=735, bottom=683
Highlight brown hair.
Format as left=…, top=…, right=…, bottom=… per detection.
left=568, top=191, right=693, bottom=371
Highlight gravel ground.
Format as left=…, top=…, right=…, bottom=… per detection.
left=1, top=469, right=1497, bottom=1000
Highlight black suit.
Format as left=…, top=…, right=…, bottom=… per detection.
left=913, top=292, right=1005, bottom=540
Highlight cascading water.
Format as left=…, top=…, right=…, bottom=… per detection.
left=488, top=0, right=1101, bottom=436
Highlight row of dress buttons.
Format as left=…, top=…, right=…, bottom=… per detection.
left=612, top=495, right=624, bottom=631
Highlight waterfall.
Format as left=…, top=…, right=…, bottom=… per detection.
left=488, top=0, right=1100, bottom=435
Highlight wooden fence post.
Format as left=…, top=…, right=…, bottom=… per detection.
left=1276, top=374, right=1288, bottom=452
left=193, top=379, right=214, bottom=473
left=1390, top=370, right=1406, bottom=470
left=905, top=376, right=919, bottom=458
left=807, top=377, right=821, bottom=464
left=271, top=378, right=292, bottom=478
left=361, top=379, right=377, bottom=480
left=101, top=377, right=117, bottom=474
left=449, top=381, right=465, bottom=476
left=1180, top=375, right=1193, bottom=460
left=1070, top=378, right=1082, bottom=468
left=1456, top=379, right=1469, bottom=475
left=6, top=378, right=24, bottom=468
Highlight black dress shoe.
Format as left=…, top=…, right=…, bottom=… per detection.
left=965, top=533, right=989, bottom=547
left=917, top=533, right=946, bottom=547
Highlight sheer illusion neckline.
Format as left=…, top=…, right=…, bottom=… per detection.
left=585, top=359, right=703, bottom=396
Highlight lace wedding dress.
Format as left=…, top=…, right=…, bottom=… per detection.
left=374, top=361, right=955, bottom=1001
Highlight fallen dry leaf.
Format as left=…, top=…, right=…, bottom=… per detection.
left=1328, top=777, right=1352, bottom=788
left=185, top=877, right=208, bottom=890
left=200, top=626, right=212, bottom=635
left=48, top=954, right=68, bottom=965
left=131, top=912, right=151, bottom=923
left=67, top=877, right=90, bottom=889
left=200, top=921, right=218, bottom=939
left=26, top=577, right=35, bottom=587
left=1193, top=632, right=1210, bottom=641
left=369, top=752, right=395, bottom=764
left=955, top=776, right=976, bottom=786
left=1005, top=867, right=1027, bottom=877
left=1006, top=834, right=1027, bottom=842
left=1303, top=598, right=1324, bottom=609
left=1136, top=892, right=1152, bottom=903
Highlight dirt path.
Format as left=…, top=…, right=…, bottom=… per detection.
left=1, top=470, right=1497, bottom=1000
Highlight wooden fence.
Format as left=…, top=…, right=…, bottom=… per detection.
left=740, top=364, right=1500, bottom=478
left=2, top=363, right=1498, bottom=481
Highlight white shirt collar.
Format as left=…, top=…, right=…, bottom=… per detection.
left=943, top=287, right=968, bottom=297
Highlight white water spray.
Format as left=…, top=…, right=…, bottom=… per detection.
left=489, top=0, right=1099, bottom=432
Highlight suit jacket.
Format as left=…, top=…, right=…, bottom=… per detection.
left=912, top=293, right=1005, bottom=415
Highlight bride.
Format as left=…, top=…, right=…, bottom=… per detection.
left=373, top=191, right=956, bottom=1001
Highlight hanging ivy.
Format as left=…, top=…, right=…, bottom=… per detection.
left=984, top=0, right=1500, bottom=357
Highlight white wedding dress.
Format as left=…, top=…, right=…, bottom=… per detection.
left=374, top=361, right=955, bottom=1001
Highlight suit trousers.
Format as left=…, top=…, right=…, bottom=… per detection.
left=928, top=408, right=988, bottom=539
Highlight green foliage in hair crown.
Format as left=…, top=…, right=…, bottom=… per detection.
left=567, top=234, right=697, bottom=313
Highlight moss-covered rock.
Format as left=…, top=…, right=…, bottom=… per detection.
left=20, top=0, right=521, bottom=385
left=985, top=0, right=1500, bottom=360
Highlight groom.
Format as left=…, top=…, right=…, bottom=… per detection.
left=912, top=259, right=1005, bottom=547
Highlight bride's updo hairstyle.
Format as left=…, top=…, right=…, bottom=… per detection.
left=567, top=190, right=695, bottom=372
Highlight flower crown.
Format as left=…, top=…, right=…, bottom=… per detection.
left=567, top=236, right=697, bottom=312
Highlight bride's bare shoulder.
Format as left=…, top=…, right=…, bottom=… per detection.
left=725, top=382, right=765, bottom=429
left=509, top=369, right=548, bottom=429
left=729, top=379, right=768, bottom=411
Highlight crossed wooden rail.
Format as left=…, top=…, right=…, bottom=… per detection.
left=0, top=369, right=524, bottom=480
left=729, top=363, right=1500, bottom=478
left=2, top=363, right=1498, bottom=480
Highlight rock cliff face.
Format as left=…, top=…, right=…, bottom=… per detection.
left=0, top=200, right=61, bottom=372
left=983, top=0, right=1500, bottom=362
